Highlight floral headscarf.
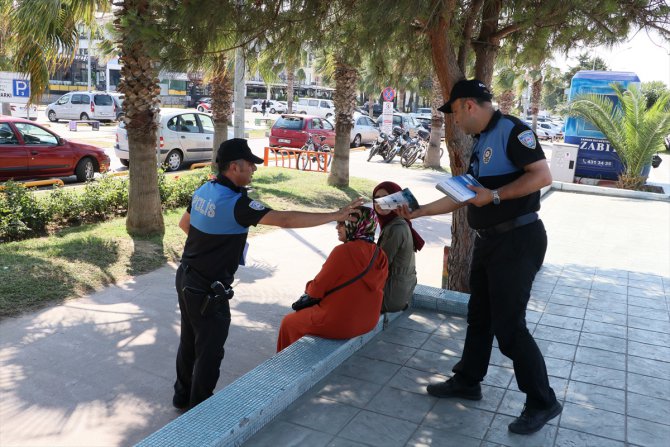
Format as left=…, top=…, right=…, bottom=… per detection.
left=344, top=206, right=377, bottom=243
left=373, top=181, right=425, bottom=252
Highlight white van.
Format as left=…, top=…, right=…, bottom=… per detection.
left=295, top=98, right=335, bottom=119
left=46, top=92, right=116, bottom=122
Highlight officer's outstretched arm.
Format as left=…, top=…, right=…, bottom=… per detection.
left=397, top=196, right=464, bottom=220
left=258, top=197, right=364, bottom=228
left=178, top=212, right=190, bottom=235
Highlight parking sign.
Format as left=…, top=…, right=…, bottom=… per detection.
left=0, top=72, right=31, bottom=104
left=382, top=87, right=395, bottom=102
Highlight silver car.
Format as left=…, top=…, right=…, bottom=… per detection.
left=350, top=113, right=380, bottom=147
left=46, top=91, right=116, bottom=122
left=114, top=109, right=232, bottom=171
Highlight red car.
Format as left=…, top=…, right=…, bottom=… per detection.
left=196, top=97, right=212, bottom=113
left=269, top=114, right=336, bottom=149
left=0, top=116, right=110, bottom=182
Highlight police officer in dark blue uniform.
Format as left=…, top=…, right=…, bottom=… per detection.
left=173, top=138, right=363, bottom=410
left=400, top=80, right=560, bottom=435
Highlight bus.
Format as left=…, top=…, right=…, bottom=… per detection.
left=564, top=70, right=640, bottom=180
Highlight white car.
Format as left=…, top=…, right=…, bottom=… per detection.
left=10, top=103, right=38, bottom=120
left=46, top=91, right=117, bottom=122
left=350, top=113, right=380, bottom=147
left=251, top=99, right=286, bottom=114
left=410, top=107, right=432, bottom=120
left=114, top=109, right=233, bottom=171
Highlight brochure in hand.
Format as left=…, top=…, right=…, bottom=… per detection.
left=374, top=188, right=420, bottom=212
left=436, top=174, right=483, bottom=203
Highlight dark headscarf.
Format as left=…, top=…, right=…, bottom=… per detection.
left=344, top=206, right=377, bottom=243
left=373, top=181, right=425, bottom=252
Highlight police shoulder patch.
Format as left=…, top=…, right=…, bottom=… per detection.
left=248, top=200, right=265, bottom=211
left=518, top=130, right=537, bottom=149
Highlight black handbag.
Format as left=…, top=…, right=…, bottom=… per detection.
left=291, top=245, right=381, bottom=311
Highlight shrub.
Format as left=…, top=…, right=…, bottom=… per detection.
left=0, top=181, right=51, bottom=241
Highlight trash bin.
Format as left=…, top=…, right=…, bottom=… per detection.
left=550, top=142, right=579, bottom=183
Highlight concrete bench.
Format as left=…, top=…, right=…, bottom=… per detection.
left=136, top=285, right=470, bottom=447
left=68, top=120, right=100, bottom=131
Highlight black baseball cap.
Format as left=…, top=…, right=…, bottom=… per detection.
left=216, top=138, right=264, bottom=164
left=438, top=79, right=493, bottom=113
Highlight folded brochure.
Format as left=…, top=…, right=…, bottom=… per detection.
left=374, top=188, right=419, bottom=211
left=436, top=174, right=483, bottom=202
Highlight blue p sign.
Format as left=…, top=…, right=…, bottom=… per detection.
left=13, top=80, right=30, bottom=97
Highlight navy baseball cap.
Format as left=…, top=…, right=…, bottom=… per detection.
left=216, top=138, right=264, bottom=164
left=438, top=79, right=493, bottom=113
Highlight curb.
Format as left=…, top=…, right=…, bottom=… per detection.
left=550, top=180, right=670, bottom=202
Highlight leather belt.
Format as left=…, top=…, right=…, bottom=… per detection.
left=475, top=212, right=538, bottom=238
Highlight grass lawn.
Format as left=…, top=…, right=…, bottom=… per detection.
left=0, top=167, right=376, bottom=318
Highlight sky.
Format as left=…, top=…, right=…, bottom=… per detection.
left=551, top=28, right=670, bottom=86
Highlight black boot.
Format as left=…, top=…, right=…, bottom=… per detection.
left=508, top=401, right=563, bottom=434
left=426, top=376, right=482, bottom=400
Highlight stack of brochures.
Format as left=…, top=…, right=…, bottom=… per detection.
left=374, top=188, right=420, bottom=211
left=436, top=174, right=483, bottom=202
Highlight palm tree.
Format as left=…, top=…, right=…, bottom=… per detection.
left=569, top=84, right=670, bottom=190
left=493, top=66, right=517, bottom=115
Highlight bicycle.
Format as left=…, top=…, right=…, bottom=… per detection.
left=298, top=133, right=332, bottom=171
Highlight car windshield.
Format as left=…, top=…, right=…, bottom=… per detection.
left=273, top=116, right=303, bottom=130
left=94, top=95, right=113, bottom=106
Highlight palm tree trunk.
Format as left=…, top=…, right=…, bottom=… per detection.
left=117, top=0, right=164, bottom=237
left=367, top=93, right=374, bottom=116
left=286, top=64, right=295, bottom=113
left=530, top=75, right=543, bottom=132
left=328, top=60, right=358, bottom=187
left=428, top=11, right=474, bottom=293
left=210, top=54, right=233, bottom=172
left=498, top=89, right=515, bottom=114
left=397, top=89, right=405, bottom=113
left=1, top=103, right=10, bottom=115
left=424, top=72, right=443, bottom=168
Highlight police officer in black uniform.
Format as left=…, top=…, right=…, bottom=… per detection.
left=400, top=79, right=560, bottom=435
left=173, top=138, right=363, bottom=410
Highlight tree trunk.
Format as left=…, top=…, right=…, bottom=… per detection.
left=498, top=89, right=515, bottom=114
left=1, top=103, right=10, bottom=115
left=427, top=11, right=474, bottom=293
left=397, top=89, right=405, bottom=113
left=117, top=0, right=164, bottom=237
left=328, top=60, right=358, bottom=187
left=210, top=54, right=233, bottom=172
left=286, top=64, right=295, bottom=113
left=472, top=0, right=502, bottom=85
left=367, top=93, right=374, bottom=116
left=530, top=75, right=543, bottom=132
left=424, top=72, right=443, bottom=168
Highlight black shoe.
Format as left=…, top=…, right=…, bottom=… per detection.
left=426, top=376, right=483, bottom=400
left=508, top=401, right=563, bottom=435
left=172, top=394, right=189, bottom=410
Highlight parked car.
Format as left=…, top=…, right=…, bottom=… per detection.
left=375, top=113, right=422, bottom=138
left=9, top=103, right=38, bottom=120
left=294, top=98, right=335, bottom=119
left=415, top=116, right=445, bottom=139
left=46, top=91, right=117, bottom=122
left=110, top=93, right=125, bottom=120
left=251, top=99, right=287, bottom=114
left=269, top=114, right=336, bottom=149
left=410, top=107, right=432, bottom=120
left=196, top=97, right=212, bottom=113
left=0, top=116, right=110, bottom=182
left=350, top=113, right=380, bottom=147
left=114, top=109, right=232, bottom=171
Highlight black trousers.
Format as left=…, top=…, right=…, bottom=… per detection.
left=174, top=264, right=231, bottom=409
left=452, top=220, right=557, bottom=409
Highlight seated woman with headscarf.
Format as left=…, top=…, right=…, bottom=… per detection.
left=276, top=206, right=389, bottom=352
left=373, top=181, right=425, bottom=313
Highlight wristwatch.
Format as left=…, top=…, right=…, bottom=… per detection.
left=492, top=189, right=501, bottom=205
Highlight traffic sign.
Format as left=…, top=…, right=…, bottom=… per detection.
left=382, top=87, right=395, bottom=102
left=0, top=72, right=31, bottom=104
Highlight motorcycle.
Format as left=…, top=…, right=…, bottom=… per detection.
left=400, top=128, right=431, bottom=167
left=367, top=126, right=401, bottom=162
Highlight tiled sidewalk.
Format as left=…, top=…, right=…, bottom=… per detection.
left=245, top=264, right=670, bottom=447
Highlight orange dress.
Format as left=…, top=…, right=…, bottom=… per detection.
left=277, top=239, right=389, bottom=351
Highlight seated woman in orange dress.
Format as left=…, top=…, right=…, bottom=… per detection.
left=276, top=206, right=389, bottom=352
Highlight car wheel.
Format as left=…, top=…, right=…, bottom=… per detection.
left=269, top=108, right=276, bottom=114
left=48, top=110, right=58, bottom=122
left=164, top=150, right=183, bottom=172
left=75, top=157, right=96, bottom=182
left=80, top=113, right=89, bottom=121
left=252, top=107, right=258, bottom=113
left=352, top=134, right=362, bottom=148
left=197, top=106, right=204, bottom=112
left=120, top=159, right=129, bottom=167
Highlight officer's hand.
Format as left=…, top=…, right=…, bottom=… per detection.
left=466, top=185, right=493, bottom=208
left=396, top=204, right=419, bottom=220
